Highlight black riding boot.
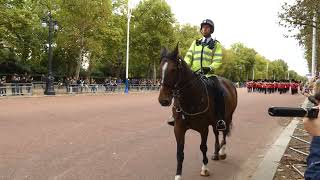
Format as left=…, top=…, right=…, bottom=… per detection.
left=211, top=76, right=226, bottom=131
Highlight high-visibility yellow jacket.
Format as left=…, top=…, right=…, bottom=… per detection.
left=184, top=38, right=223, bottom=77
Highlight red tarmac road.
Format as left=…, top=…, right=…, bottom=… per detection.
left=0, top=89, right=305, bottom=180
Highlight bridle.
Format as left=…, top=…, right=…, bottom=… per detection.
left=160, top=56, right=210, bottom=116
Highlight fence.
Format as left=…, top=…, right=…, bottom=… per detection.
left=0, top=83, right=161, bottom=96
left=0, top=84, right=33, bottom=96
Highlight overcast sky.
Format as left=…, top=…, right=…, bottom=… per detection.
left=131, top=0, right=309, bottom=76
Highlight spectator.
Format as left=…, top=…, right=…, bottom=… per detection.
left=0, top=76, right=6, bottom=96
left=26, top=75, right=33, bottom=95
left=303, top=92, right=320, bottom=180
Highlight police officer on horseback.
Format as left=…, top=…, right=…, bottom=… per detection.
left=167, top=19, right=226, bottom=131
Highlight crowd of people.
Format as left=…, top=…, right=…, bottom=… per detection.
left=0, top=73, right=33, bottom=96
left=245, top=79, right=302, bottom=95
left=0, top=73, right=163, bottom=96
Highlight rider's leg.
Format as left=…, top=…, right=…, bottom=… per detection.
left=210, top=76, right=226, bottom=130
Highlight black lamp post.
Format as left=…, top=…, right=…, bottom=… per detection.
left=42, top=12, right=58, bottom=95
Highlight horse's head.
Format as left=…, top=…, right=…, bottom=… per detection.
left=158, top=44, right=183, bottom=106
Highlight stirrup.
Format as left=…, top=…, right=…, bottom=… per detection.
left=216, top=120, right=226, bottom=131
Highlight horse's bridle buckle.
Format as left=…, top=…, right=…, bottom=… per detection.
left=173, top=89, right=180, bottom=97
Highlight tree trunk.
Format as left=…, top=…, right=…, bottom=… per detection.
left=75, top=33, right=84, bottom=79
left=87, top=58, right=92, bottom=82
left=75, top=49, right=82, bottom=79
left=153, top=59, right=156, bottom=83
left=116, top=53, right=122, bottom=79
left=147, top=62, right=151, bottom=79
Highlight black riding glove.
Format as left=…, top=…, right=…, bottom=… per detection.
left=202, top=67, right=212, bottom=74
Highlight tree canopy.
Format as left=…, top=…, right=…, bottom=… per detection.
left=0, top=0, right=306, bottom=82
left=278, top=0, right=320, bottom=73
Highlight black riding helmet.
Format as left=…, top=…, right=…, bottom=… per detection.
left=200, top=19, right=214, bottom=34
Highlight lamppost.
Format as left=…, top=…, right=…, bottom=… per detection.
left=42, top=11, right=58, bottom=95
left=124, top=2, right=133, bottom=94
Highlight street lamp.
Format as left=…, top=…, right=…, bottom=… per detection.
left=124, top=1, right=133, bottom=94
left=42, top=11, right=58, bottom=95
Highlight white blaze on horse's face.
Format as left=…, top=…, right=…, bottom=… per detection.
left=161, top=61, right=168, bottom=85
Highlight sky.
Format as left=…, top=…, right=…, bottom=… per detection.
left=132, top=0, right=309, bottom=76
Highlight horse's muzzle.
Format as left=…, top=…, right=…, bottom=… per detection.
left=159, top=99, right=171, bottom=106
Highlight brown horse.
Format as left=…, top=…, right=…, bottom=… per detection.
left=158, top=45, right=238, bottom=180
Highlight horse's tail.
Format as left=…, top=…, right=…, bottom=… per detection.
left=223, top=78, right=237, bottom=137
left=227, top=121, right=233, bottom=137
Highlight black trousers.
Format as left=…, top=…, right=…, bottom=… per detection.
left=208, top=76, right=225, bottom=120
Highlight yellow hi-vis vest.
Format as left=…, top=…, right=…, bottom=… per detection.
left=184, top=39, right=223, bottom=77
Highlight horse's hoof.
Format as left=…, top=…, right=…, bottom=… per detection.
left=200, top=169, right=210, bottom=176
left=219, top=154, right=227, bottom=160
left=175, top=175, right=182, bottom=180
left=211, top=154, right=219, bottom=161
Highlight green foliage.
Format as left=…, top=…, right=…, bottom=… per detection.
left=129, top=0, right=175, bottom=79
left=174, top=24, right=200, bottom=56
left=278, top=0, right=320, bottom=73
left=0, top=0, right=305, bottom=82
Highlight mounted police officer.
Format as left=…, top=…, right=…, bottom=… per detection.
left=167, top=19, right=226, bottom=131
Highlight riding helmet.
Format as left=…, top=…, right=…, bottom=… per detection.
left=200, top=19, right=214, bottom=33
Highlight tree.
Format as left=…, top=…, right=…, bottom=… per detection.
left=98, top=0, right=128, bottom=78
left=174, top=23, right=200, bottom=57
left=0, top=0, right=43, bottom=67
left=254, top=54, right=269, bottom=80
left=230, top=43, right=257, bottom=80
left=278, top=0, right=320, bottom=72
left=57, top=0, right=112, bottom=79
left=270, top=59, right=289, bottom=80
left=279, top=0, right=320, bottom=30
left=130, top=0, right=175, bottom=81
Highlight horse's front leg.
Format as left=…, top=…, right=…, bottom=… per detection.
left=211, top=127, right=220, bottom=160
left=174, top=125, right=186, bottom=180
left=200, top=127, right=210, bottom=176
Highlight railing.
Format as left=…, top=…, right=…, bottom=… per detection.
left=0, top=83, right=161, bottom=96
left=0, top=84, right=33, bottom=96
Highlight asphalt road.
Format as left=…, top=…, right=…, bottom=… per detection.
left=0, top=89, right=305, bottom=180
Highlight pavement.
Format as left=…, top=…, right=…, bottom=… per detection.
left=250, top=117, right=300, bottom=180
left=0, top=88, right=305, bottom=180
left=251, top=98, right=311, bottom=180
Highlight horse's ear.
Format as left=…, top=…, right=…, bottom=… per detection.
left=173, top=42, right=180, bottom=59
left=160, top=47, right=168, bottom=60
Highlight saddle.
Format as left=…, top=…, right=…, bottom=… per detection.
left=200, top=75, right=225, bottom=98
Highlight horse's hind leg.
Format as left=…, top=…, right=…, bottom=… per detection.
left=211, top=127, right=220, bottom=160
left=219, top=117, right=232, bottom=160
left=219, top=130, right=228, bottom=160
left=200, top=127, right=210, bottom=176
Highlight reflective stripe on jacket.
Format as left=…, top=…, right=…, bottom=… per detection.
left=184, top=39, right=223, bottom=77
